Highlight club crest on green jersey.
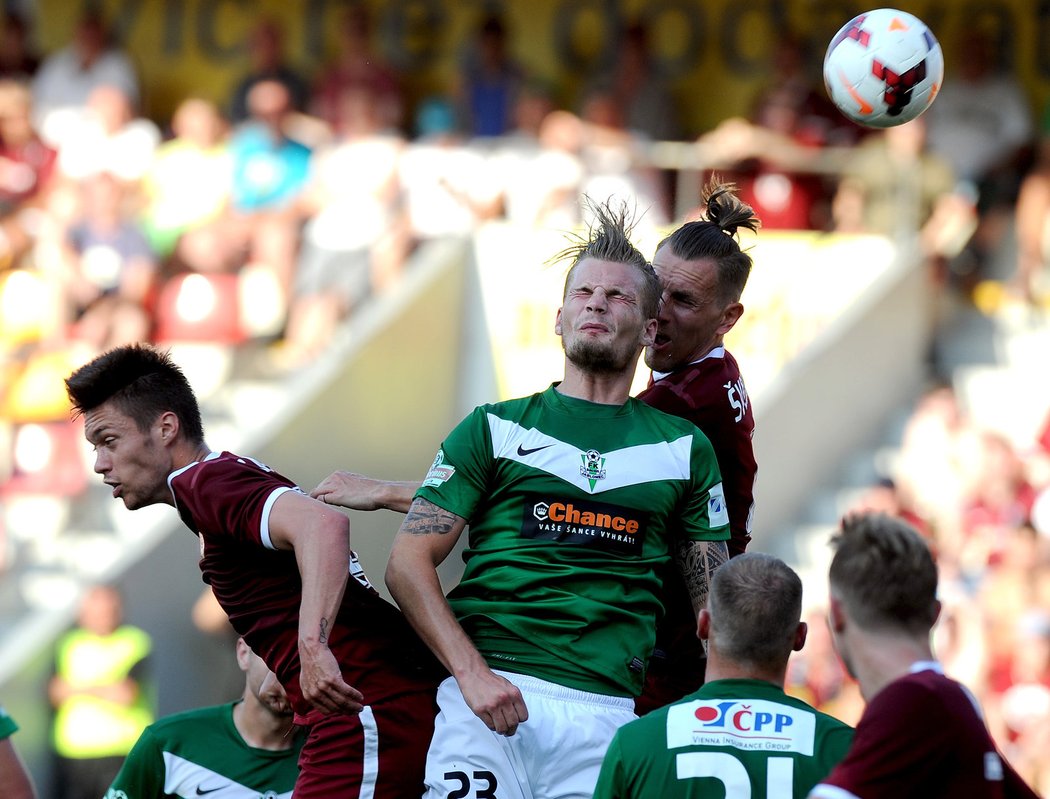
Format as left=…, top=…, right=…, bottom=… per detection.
left=580, top=449, right=607, bottom=489
left=422, top=449, right=456, bottom=487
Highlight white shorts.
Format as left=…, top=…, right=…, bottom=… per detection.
left=424, top=671, right=637, bottom=799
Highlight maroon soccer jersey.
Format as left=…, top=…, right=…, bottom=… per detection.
left=638, top=347, right=756, bottom=556
left=168, top=452, right=441, bottom=716
left=811, top=664, right=1039, bottom=799
left=635, top=348, right=757, bottom=715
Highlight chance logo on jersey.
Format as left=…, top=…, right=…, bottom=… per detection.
left=668, top=700, right=817, bottom=755
left=522, top=494, right=647, bottom=554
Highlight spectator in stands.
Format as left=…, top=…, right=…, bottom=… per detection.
left=105, top=637, right=303, bottom=799
left=453, top=14, right=523, bottom=138
left=228, top=18, right=309, bottom=126
left=0, top=79, right=56, bottom=215
left=490, top=86, right=584, bottom=229
left=49, top=584, right=153, bottom=799
left=925, top=27, right=1034, bottom=289
left=58, top=171, right=158, bottom=350
left=52, top=83, right=160, bottom=184
left=141, top=96, right=231, bottom=258
left=274, top=86, right=406, bottom=371
left=311, top=4, right=402, bottom=134
left=590, top=19, right=680, bottom=143
left=831, top=117, right=977, bottom=286
left=227, top=78, right=312, bottom=307
left=399, top=95, right=501, bottom=240
left=0, top=78, right=57, bottom=267
left=31, top=11, right=139, bottom=147
left=696, top=33, right=861, bottom=231
left=0, top=13, right=40, bottom=81
left=0, top=704, right=36, bottom=799
left=576, top=86, right=670, bottom=232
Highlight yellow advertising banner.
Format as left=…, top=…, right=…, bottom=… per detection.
left=33, top=0, right=1050, bottom=133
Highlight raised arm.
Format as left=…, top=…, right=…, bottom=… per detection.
left=674, top=538, right=730, bottom=619
left=386, top=497, right=529, bottom=735
left=268, top=491, right=364, bottom=715
left=311, top=471, right=419, bottom=513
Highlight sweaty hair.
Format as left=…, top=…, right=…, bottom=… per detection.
left=707, top=552, right=802, bottom=671
left=829, top=512, right=939, bottom=636
left=657, top=178, right=760, bottom=305
left=556, top=197, right=661, bottom=319
left=65, top=344, right=205, bottom=444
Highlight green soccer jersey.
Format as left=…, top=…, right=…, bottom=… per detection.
left=416, top=385, right=730, bottom=696
left=593, top=679, right=854, bottom=799
left=0, top=705, right=17, bottom=740
left=104, top=702, right=303, bottom=799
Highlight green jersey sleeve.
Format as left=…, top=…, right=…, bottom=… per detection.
left=676, top=429, right=731, bottom=543
left=105, top=725, right=165, bottom=799
left=415, top=406, right=493, bottom=520
left=0, top=706, right=17, bottom=740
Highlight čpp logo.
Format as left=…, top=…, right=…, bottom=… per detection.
left=694, top=701, right=796, bottom=735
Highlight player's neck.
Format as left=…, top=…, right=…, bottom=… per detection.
left=852, top=630, right=935, bottom=702
left=557, top=363, right=635, bottom=405
left=705, top=654, right=785, bottom=688
left=232, top=697, right=295, bottom=751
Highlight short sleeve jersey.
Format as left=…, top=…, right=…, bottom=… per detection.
left=810, top=664, right=1040, bottom=799
left=594, top=679, right=853, bottom=799
left=0, top=705, right=17, bottom=740
left=104, top=702, right=303, bottom=799
left=415, top=385, right=729, bottom=696
left=168, top=452, right=441, bottom=715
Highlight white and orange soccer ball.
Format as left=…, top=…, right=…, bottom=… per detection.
left=823, top=8, right=944, bottom=128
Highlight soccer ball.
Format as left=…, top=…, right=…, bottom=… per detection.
left=823, top=8, right=944, bottom=128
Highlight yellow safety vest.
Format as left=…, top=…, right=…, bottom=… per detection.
left=52, top=625, right=154, bottom=758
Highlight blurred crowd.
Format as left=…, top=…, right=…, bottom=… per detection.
left=786, top=383, right=1050, bottom=795
left=1, top=5, right=1050, bottom=789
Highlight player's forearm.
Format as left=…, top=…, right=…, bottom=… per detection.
left=295, top=515, right=351, bottom=652
left=370, top=481, right=418, bottom=513
left=386, top=539, right=489, bottom=679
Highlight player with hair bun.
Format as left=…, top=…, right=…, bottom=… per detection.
left=636, top=178, right=761, bottom=715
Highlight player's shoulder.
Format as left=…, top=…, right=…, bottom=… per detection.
left=144, top=702, right=233, bottom=740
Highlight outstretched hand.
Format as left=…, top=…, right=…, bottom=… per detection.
left=311, top=471, right=387, bottom=511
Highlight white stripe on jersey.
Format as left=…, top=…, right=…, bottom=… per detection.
left=808, top=785, right=861, bottom=799
left=486, top=414, right=693, bottom=494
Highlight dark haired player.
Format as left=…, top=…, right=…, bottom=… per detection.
left=808, top=513, right=1039, bottom=799
left=65, top=345, right=443, bottom=798
left=635, top=179, right=761, bottom=714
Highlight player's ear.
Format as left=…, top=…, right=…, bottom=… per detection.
left=697, top=608, right=712, bottom=641
left=235, top=637, right=251, bottom=671
left=641, top=317, right=657, bottom=348
left=554, top=308, right=563, bottom=336
left=717, top=302, right=744, bottom=336
left=156, top=410, right=180, bottom=443
left=828, top=596, right=846, bottom=634
left=793, top=621, right=808, bottom=652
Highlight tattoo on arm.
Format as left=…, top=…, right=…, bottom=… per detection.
left=675, top=539, right=730, bottom=615
left=319, top=618, right=329, bottom=645
left=402, top=498, right=460, bottom=536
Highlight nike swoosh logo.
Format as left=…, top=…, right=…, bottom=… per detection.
left=516, top=443, right=554, bottom=456
left=196, top=787, right=223, bottom=796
